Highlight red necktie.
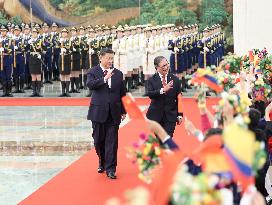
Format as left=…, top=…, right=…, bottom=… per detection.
left=162, top=75, right=166, bottom=87
left=104, top=70, right=108, bottom=77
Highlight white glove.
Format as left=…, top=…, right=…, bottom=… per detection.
left=37, top=54, right=41, bottom=59
left=14, top=46, right=18, bottom=50
left=89, top=48, right=94, bottom=54
left=174, top=47, right=179, bottom=52
left=61, top=48, right=66, bottom=53
left=73, top=48, right=76, bottom=52
left=204, top=47, right=209, bottom=52
left=28, top=39, right=33, bottom=44
left=0, top=47, right=4, bottom=52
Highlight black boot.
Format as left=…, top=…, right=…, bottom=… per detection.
left=79, top=74, right=83, bottom=89
left=75, top=77, right=80, bottom=93
left=142, top=80, right=148, bottom=97
left=65, top=81, right=71, bottom=97
left=30, top=81, right=37, bottom=97
left=36, top=81, right=43, bottom=97
left=19, top=78, right=25, bottom=93
left=48, top=71, right=53, bottom=84
left=69, top=77, right=75, bottom=93
left=127, top=77, right=133, bottom=92
left=131, top=75, right=137, bottom=89
left=1, top=83, right=7, bottom=97
left=25, top=76, right=31, bottom=90
left=43, top=71, right=49, bottom=84
left=13, top=78, right=20, bottom=93
left=181, top=77, right=187, bottom=93
left=83, top=74, right=87, bottom=89
left=86, top=89, right=92, bottom=97
left=6, top=82, right=13, bottom=97
left=59, top=81, right=66, bottom=97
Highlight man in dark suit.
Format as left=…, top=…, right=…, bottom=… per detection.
left=146, top=56, right=183, bottom=139
left=87, top=48, right=126, bottom=179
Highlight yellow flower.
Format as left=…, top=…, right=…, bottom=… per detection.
left=155, top=147, right=161, bottom=156
left=203, top=194, right=213, bottom=203
left=259, top=157, right=266, bottom=168
left=243, top=116, right=251, bottom=124
left=138, top=173, right=145, bottom=181
left=219, top=99, right=224, bottom=107
left=137, top=158, right=144, bottom=165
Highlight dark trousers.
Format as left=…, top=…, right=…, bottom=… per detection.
left=159, top=114, right=176, bottom=138
left=92, top=111, right=119, bottom=173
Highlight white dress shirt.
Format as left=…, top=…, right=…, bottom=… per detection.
left=101, top=64, right=112, bottom=88
left=158, top=73, right=168, bottom=94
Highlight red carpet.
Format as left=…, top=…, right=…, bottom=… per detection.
left=18, top=98, right=219, bottom=205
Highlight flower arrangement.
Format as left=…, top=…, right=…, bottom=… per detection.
left=216, top=71, right=237, bottom=92
left=127, top=133, right=164, bottom=184
left=251, top=78, right=272, bottom=101
left=222, top=54, right=242, bottom=74
left=170, top=165, right=222, bottom=205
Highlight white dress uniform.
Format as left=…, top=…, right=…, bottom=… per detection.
left=133, top=33, right=141, bottom=68
left=142, top=35, right=156, bottom=75
left=161, top=33, right=172, bottom=62
left=126, top=34, right=135, bottom=71
left=112, top=36, right=128, bottom=74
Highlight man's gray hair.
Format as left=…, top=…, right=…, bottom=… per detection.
left=154, top=56, right=166, bottom=69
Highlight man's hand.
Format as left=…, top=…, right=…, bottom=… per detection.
left=177, top=116, right=183, bottom=125
left=121, top=114, right=126, bottom=121
left=104, top=69, right=114, bottom=81
left=163, top=80, right=173, bottom=93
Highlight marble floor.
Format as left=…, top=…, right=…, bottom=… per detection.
left=0, top=105, right=143, bottom=205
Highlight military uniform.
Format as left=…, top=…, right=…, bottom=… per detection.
left=51, top=22, right=61, bottom=81
left=13, top=25, right=26, bottom=93
left=70, top=27, right=82, bottom=93
left=28, top=29, right=44, bottom=97
left=58, top=28, right=72, bottom=97
left=22, top=24, right=32, bottom=89
left=41, top=23, right=54, bottom=84
left=0, top=25, right=14, bottom=97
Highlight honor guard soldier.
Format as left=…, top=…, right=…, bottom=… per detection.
left=59, top=28, right=72, bottom=97
left=105, top=26, right=114, bottom=49
left=69, top=27, right=82, bottom=93
left=99, top=27, right=107, bottom=50
left=12, top=25, right=26, bottom=93
left=85, top=27, right=99, bottom=97
left=78, top=26, right=88, bottom=89
left=168, top=27, right=180, bottom=75
left=0, top=25, right=14, bottom=97
left=51, top=22, right=61, bottom=81
left=112, top=26, right=125, bottom=73
left=23, top=24, right=32, bottom=89
left=41, top=22, right=54, bottom=84
left=198, top=27, right=211, bottom=69
left=28, top=28, right=44, bottom=97
left=141, top=27, right=154, bottom=86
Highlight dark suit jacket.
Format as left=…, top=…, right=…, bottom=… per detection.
left=86, top=66, right=126, bottom=125
left=146, top=73, right=182, bottom=123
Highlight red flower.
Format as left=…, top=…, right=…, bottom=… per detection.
left=225, top=64, right=230, bottom=70
left=224, top=78, right=229, bottom=83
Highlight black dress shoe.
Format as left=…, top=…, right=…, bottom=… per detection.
left=107, top=172, right=117, bottom=179
left=97, top=167, right=105, bottom=173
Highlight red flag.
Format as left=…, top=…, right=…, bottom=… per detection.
left=121, top=94, right=145, bottom=120
left=178, top=94, right=183, bottom=113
